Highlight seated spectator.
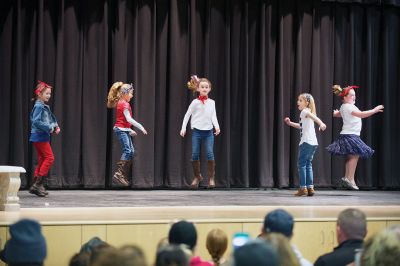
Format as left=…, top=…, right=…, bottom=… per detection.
left=360, top=224, right=400, bottom=266
left=119, top=245, right=147, bottom=266
left=233, top=239, right=279, bottom=266
left=0, top=219, right=46, bottom=266
left=155, top=244, right=191, bottom=266
left=314, top=208, right=367, bottom=266
left=206, top=229, right=228, bottom=266
left=264, top=233, right=300, bottom=266
left=69, top=236, right=111, bottom=266
left=91, top=245, right=147, bottom=266
left=168, top=220, right=213, bottom=266
left=261, top=209, right=312, bottom=266
left=69, top=252, right=90, bottom=266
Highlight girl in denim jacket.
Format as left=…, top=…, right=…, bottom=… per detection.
left=284, top=93, right=326, bottom=196
left=180, top=75, right=220, bottom=189
left=29, top=81, right=60, bottom=197
left=107, top=82, right=147, bottom=187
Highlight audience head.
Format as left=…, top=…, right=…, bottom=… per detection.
left=336, top=208, right=367, bottom=243
left=360, top=225, right=400, bottom=266
left=119, top=245, right=147, bottom=266
left=0, top=219, right=47, bottom=265
left=91, top=245, right=147, bottom=266
left=206, top=229, right=228, bottom=265
left=80, top=236, right=108, bottom=254
left=263, top=233, right=300, bottom=266
left=155, top=244, right=191, bottom=266
left=69, top=252, right=90, bottom=266
left=233, top=239, right=279, bottom=266
left=168, top=220, right=197, bottom=251
left=263, top=209, right=294, bottom=238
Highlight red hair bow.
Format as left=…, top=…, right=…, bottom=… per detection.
left=35, top=80, right=52, bottom=96
left=339, top=85, right=359, bottom=97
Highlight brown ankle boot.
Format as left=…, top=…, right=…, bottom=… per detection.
left=190, top=160, right=203, bottom=188
left=307, top=187, right=315, bottom=196
left=294, top=187, right=308, bottom=196
left=29, top=176, right=47, bottom=197
left=113, top=160, right=130, bottom=186
left=207, top=160, right=216, bottom=188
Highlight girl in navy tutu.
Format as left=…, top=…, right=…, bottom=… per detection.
left=284, top=93, right=327, bottom=196
left=327, top=85, right=384, bottom=190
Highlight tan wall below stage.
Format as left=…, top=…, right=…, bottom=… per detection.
left=0, top=219, right=398, bottom=266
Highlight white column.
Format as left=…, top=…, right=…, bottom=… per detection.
left=0, top=166, right=25, bottom=211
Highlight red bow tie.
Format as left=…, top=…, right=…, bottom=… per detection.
left=198, top=95, right=208, bottom=104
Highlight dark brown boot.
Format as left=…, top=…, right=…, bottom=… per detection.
left=190, top=160, right=203, bottom=188
left=207, top=160, right=216, bottom=188
left=29, top=176, right=47, bottom=197
left=113, top=160, right=130, bottom=186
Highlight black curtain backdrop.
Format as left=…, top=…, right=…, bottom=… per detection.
left=0, top=0, right=399, bottom=189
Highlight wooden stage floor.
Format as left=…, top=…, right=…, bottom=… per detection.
left=2, top=189, right=400, bottom=225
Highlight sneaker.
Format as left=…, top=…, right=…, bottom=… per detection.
left=294, top=188, right=308, bottom=196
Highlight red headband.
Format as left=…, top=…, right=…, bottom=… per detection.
left=35, top=80, right=52, bottom=96
left=339, top=85, right=359, bottom=97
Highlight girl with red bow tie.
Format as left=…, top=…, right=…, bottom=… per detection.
left=327, top=85, right=384, bottom=190
left=180, top=75, right=220, bottom=188
left=29, top=81, right=60, bottom=197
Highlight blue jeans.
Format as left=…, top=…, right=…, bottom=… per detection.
left=114, top=128, right=134, bottom=160
left=191, top=129, right=214, bottom=161
left=297, top=142, right=318, bottom=188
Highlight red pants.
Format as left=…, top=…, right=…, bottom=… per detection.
left=33, top=142, right=55, bottom=177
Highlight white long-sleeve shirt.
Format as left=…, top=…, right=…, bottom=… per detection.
left=181, top=98, right=220, bottom=131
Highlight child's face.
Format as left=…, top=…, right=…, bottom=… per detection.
left=343, top=89, right=356, bottom=104
left=39, top=88, right=52, bottom=102
left=197, top=81, right=211, bottom=96
left=123, top=91, right=133, bottom=102
left=297, top=96, right=308, bottom=111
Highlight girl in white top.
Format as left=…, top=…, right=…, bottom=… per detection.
left=180, top=75, right=220, bottom=188
left=327, top=85, right=384, bottom=190
left=284, top=93, right=326, bottom=196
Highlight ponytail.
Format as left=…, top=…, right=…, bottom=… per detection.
left=107, top=82, right=124, bottom=108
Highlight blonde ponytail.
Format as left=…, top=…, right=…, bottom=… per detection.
left=107, top=82, right=124, bottom=108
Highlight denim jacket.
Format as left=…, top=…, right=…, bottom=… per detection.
left=30, top=100, right=58, bottom=134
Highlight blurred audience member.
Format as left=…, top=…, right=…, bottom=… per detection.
left=206, top=229, right=228, bottom=266
left=315, top=208, right=367, bottom=266
left=261, top=209, right=312, bottom=266
left=0, top=219, right=46, bottom=266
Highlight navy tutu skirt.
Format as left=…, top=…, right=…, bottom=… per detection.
left=327, top=134, right=374, bottom=158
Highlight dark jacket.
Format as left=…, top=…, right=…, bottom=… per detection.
left=314, top=239, right=363, bottom=266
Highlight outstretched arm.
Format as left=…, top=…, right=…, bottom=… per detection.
left=284, top=117, right=301, bottom=129
left=333, top=109, right=341, bottom=118
left=352, top=105, right=384, bottom=119
left=306, top=112, right=327, bottom=131
left=123, top=109, right=147, bottom=134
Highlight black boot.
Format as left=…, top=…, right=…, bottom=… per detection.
left=29, top=176, right=47, bottom=197
left=113, top=160, right=130, bottom=186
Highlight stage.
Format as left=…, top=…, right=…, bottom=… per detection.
left=0, top=189, right=399, bottom=266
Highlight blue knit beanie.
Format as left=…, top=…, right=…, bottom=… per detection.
left=0, top=219, right=47, bottom=264
left=263, top=209, right=294, bottom=238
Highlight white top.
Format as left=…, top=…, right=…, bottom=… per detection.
left=299, top=108, right=318, bottom=146
left=181, top=98, right=220, bottom=131
left=340, top=103, right=362, bottom=136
